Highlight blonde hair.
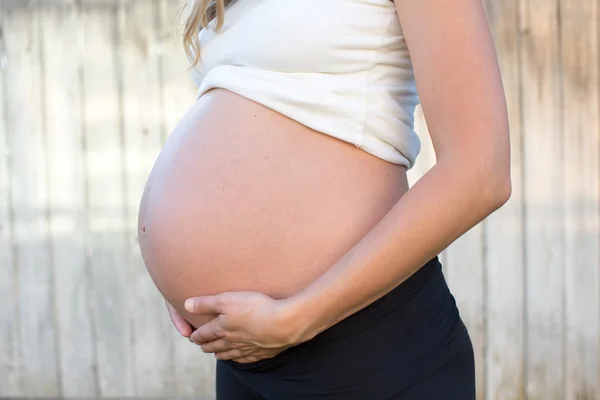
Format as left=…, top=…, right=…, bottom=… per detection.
left=180, top=0, right=236, bottom=69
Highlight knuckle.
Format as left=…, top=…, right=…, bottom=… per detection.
left=215, top=326, right=228, bottom=338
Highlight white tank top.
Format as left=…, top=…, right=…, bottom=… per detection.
left=190, top=0, right=421, bottom=169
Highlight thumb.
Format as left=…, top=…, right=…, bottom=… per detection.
left=184, top=294, right=225, bottom=315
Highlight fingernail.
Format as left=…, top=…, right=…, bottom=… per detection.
left=184, top=298, right=194, bottom=312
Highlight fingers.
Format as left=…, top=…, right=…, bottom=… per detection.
left=197, top=339, right=259, bottom=363
left=199, top=338, right=233, bottom=353
left=166, top=301, right=193, bottom=338
left=185, top=294, right=225, bottom=315
left=214, top=348, right=244, bottom=361
left=190, top=315, right=227, bottom=344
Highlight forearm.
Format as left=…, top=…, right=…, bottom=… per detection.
left=282, top=156, right=511, bottom=344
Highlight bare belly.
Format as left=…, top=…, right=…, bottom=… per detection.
left=138, top=89, right=409, bottom=328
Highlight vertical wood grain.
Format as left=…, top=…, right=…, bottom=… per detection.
left=521, top=0, right=565, bottom=397
left=3, top=1, right=60, bottom=395
left=80, top=0, right=133, bottom=395
left=41, top=0, right=98, bottom=396
left=484, top=0, right=526, bottom=398
left=0, top=1, right=21, bottom=396
left=120, top=0, right=175, bottom=395
left=445, top=223, right=486, bottom=399
left=560, top=0, right=600, bottom=398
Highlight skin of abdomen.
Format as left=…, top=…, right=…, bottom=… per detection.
left=138, top=89, right=409, bottom=329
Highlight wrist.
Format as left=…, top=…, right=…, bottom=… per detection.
left=275, top=292, right=331, bottom=346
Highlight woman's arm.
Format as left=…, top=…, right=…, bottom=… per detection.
left=281, top=0, right=511, bottom=343
left=183, top=0, right=511, bottom=361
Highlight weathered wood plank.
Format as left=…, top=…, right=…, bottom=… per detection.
left=80, top=1, right=133, bottom=396
left=158, top=1, right=216, bottom=397
left=119, top=0, right=175, bottom=395
left=158, top=0, right=196, bottom=143
left=0, top=1, right=21, bottom=396
left=483, top=0, right=526, bottom=398
left=41, top=1, right=98, bottom=396
left=3, top=2, right=60, bottom=395
left=560, top=0, right=600, bottom=398
left=521, top=0, right=565, bottom=398
left=445, top=223, right=486, bottom=399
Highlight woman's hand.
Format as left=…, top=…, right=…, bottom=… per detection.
left=165, top=299, right=193, bottom=338
left=184, top=291, right=302, bottom=363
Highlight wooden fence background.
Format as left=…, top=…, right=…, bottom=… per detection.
left=0, top=0, right=598, bottom=399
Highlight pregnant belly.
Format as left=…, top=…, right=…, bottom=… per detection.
left=138, top=89, right=409, bottom=329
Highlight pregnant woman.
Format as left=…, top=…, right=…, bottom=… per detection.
left=138, top=0, right=511, bottom=398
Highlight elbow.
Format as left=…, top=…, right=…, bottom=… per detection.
left=466, top=137, right=512, bottom=210
left=489, top=172, right=512, bottom=209
left=449, top=151, right=512, bottom=210
left=438, top=143, right=512, bottom=210
left=480, top=157, right=512, bottom=211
